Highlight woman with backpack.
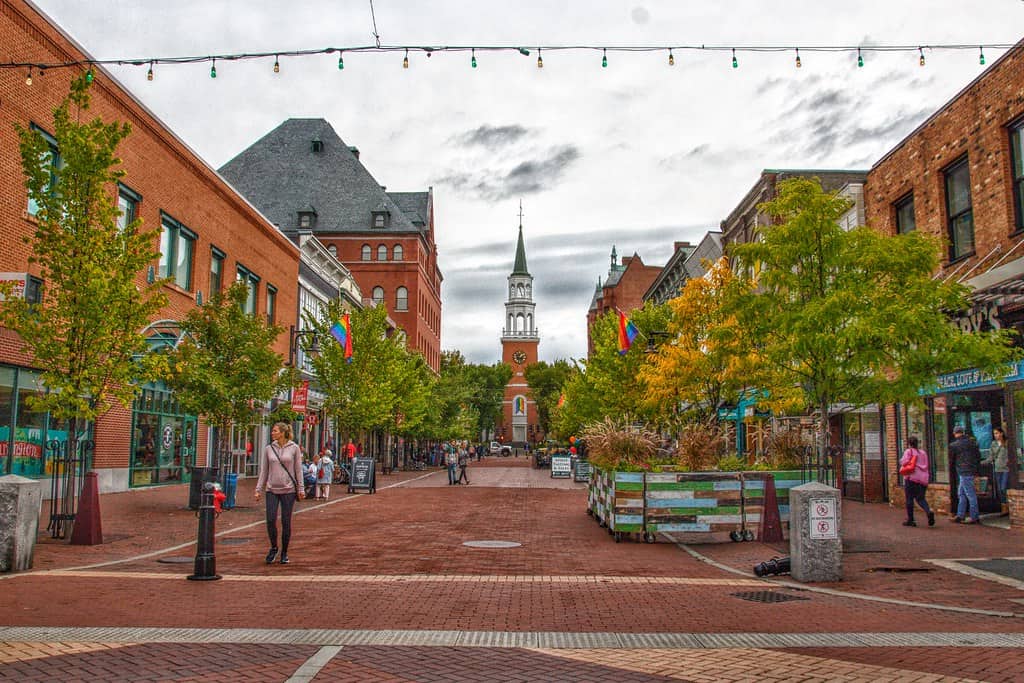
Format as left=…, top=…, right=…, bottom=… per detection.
left=899, top=435, right=934, bottom=528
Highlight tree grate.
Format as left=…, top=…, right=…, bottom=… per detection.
left=730, top=590, right=810, bottom=604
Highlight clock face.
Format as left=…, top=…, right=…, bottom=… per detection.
left=512, top=350, right=527, bottom=365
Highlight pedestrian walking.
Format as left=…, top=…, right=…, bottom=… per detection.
left=949, top=425, right=981, bottom=524
left=457, top=445, right=470, bottom=485
left=445, top=441, right=458, bottom=485
left=317, top=449, right=335, bottom=500
left=982, top=426, right=1010, bottom=512
left=254, top=422, right=304, bottom=564
left=899, top=436, right=934, bottom=527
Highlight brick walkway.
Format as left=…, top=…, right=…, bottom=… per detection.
left=2, top=459, right=1022, bottom=681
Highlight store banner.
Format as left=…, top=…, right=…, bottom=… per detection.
left=292, top=380, right=309, bottom=413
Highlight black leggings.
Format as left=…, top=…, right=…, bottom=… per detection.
left=264, top=491, right=297, bottom=552
left=904, top=480, right=931, bottom=521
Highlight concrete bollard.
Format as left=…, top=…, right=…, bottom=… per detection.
left=0, top=475, right=44, bottom=572
left=789, top=481, right=842, bottom=582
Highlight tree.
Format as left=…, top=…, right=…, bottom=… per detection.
left=730, top=177, right=1018, bottom=460
left=0, top=75, right=166, bottom=536
left=463, top=361, right=512, bottom=439
left=523, top=360, right=573, bottom=436
left=639, top=257, right=788, bottom=424
left=166, top=282, right=291, bottom=469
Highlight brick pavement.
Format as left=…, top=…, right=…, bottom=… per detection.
left=2, top=460, right=1023, bottom=681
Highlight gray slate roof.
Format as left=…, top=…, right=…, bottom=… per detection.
left=218, top=118, right=425, bottom=234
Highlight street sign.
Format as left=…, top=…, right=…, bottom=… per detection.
left=808, top=497, right=838, bottom=539
left=550, top=455, right=571, bottom=478
left=348, top=457, right=376, bottom=494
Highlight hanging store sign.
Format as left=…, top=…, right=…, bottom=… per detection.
left=292, top=380, right=309, bottom=413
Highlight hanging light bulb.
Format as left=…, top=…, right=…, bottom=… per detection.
left=338, top=52, right=344, bottom=70
left=85, top=68, right=94, bottom=84
left=147, top=61, right=154, bottom=81
left=601, top=48, right=607, bottom=68
left=273, top=55, right=280, bottom=73
left=537, top=48, right=543, bottom=68
left=857, top=48, right=864, bottom=68
left=979, top=46, right=985, bottom=65
left=731, top=48, right=738, bottom=69
left=403, top=49, right=409, bottom=69
left=668, top=49, right=674, bottom=66
left=795, top=48, right=801, bottom=68
left=471, top=48, right=477, bottom=68
left=210, top=59, right=217, bottom=78
left=25, top=67, right=32, bottom=86
left=918, top=47, right=925, bottom=67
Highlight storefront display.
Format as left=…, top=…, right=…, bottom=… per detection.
left=131, top=382, right=196, bottom=487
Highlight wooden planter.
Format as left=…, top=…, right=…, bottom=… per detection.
left=588, top=468, right=804, bottom=543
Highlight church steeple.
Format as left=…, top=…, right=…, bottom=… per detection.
left=512, top=223, right=530, bottom=276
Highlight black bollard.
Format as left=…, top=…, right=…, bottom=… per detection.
left=753, top=556, right=791, bottom=577
left=187, top=481, right=222, bottom=581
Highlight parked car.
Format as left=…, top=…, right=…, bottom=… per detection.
left=500, top=444, right=512, bottom=456
left=489, top=441, right=501, bottom=455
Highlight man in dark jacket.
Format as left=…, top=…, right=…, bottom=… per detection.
left=949, top=425, right=981, bottom=523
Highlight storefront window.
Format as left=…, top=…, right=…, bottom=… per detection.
left=131, top=382, right=196, bottom=487
left=931, top=400, right=949, bottom=484
left=843, top=413, right=862, bottom=482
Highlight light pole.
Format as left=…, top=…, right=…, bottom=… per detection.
left=287, top=326, right=321, bottom=456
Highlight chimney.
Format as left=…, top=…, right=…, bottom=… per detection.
left=348, top=146, right=360, bottom=159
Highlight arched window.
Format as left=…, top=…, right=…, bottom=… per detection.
left=517, top=284, right=525, bottom=298
left=361, top=244, right=371, bottom=261
left=372, top=286, right=385, bottom=306
left=393, top=244, right=403, bottom=260
left=527, top=313, right=533, bottom=332
left=396, top=286, right=408, bottom=311
left=327, top=244, right=338, bottom=258
left=377, top=244, right=387, bottom=260
left=516, top=313, right=525, bottom=332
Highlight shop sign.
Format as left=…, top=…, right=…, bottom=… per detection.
left=932, top=360, right=1024, bottom=393
left=955, top=302, right=1002, bottom=333
left=292, top=380, right=309, bottom=413
left=0, top=272, right=28, bottom=301
left=933, top=395, right=947, bottom=414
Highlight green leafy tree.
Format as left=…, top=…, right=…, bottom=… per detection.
left=166, top=282, right=292, bottom=468
left=731, top=177, right=1018, bottom=459
left=524, top=360, right=573, bottom=436
left=1, top=75, right=166, bottom=533
left=464, top=360, right=512, bottom=439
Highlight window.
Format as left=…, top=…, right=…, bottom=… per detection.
left=210, top=247, right=225, bottom=295
left=236, top=264, right=260, bottom=315
left=944, top=157, right=974, bottom=261
left=361, top=244, right=371, bottom=261
left=117, top=185, right=141, bottom=233
left=158, top=214, right=196, bottom=290
left=396, top=286, right=408, bottom=311
left=26, top=125, right=61, bottom=216
left=311, top=139, right=323, bottom=153
left=372, top=286, right=385, bottom=306
left=393, top=244, right=403, bottom=260
left=266, top=285, right=277, bottom=323
left=372, top=210, right=389, bottom=228
left=377, top=244, right=387, bottom=261
left=327, top=244, right=338, bottom=258
left=895, top=194, right=916, bottom=234
left=1012, top=119, right=1024, bottom=233
left=297, top=210, right=316, bottom=229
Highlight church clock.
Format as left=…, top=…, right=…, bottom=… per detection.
left=512, top=350, right=527, bottom=365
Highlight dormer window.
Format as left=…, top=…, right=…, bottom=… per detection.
left=298, top=209, right=317, bottom=229
left=372, top=210, right=390, bottom=228
left=311, top=138, right=323, bottom=153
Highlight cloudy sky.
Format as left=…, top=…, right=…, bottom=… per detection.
left=28, top=0, right=1024, bottom=363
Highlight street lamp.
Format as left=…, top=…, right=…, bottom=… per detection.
left=287, top=325, right=321, bottom=367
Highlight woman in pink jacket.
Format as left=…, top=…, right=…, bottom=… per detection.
left=254, top=422, right=304, bottom=564
left=899, top=436, right=934, bottom=527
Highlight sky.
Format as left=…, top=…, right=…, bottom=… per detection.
left=26, top=0, right=1024, bottom=364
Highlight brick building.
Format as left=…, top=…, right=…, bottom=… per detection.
left=865, top=38, right=1024, bottom=515
left=0, top=0, right=300, bottom=493
left=586, top=247, right=662, bottom=357
left=219, top=119, right=443, bottom=373
left=643, top=233, right=723, bottom=306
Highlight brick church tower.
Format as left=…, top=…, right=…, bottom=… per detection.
left=500, top=218, right=539, bottom=446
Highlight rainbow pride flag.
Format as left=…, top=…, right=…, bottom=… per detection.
left=617, top=310, right=639, bottom=355
left=329, top=314, right=353, bottom=363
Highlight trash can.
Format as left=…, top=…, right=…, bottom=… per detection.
left=223, top=473, right=238, bottom=510
left=188, top=466, right=220, bottom=510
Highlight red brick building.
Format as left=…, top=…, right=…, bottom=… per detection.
left=0, top=0, right=299, bottom=493
left=219, top=119, right=444, bottom=373
left=586, top=247, right=662, bottom=356
left=865, top=38, right=1024, bottom=515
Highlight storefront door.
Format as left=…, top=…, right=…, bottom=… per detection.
left=949, top=390, right=1002, bottom=515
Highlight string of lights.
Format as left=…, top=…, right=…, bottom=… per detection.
left=4, top=42, right=1015, bottom=82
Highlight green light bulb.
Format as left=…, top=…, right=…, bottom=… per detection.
left=979, top=48, right=985, bottom=65
left=602, top=49, right=607, bottom=68
left=338, top=54, right=344, bottom=70
left=732, top=50, right=738, bottom=69
left=85, top=69, right=94, bottom=84
left=857, top=51, right=863, bottom=68
left=471, top=49, right=477, bottom=68
left=210, top=62, right=217, bottom=78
